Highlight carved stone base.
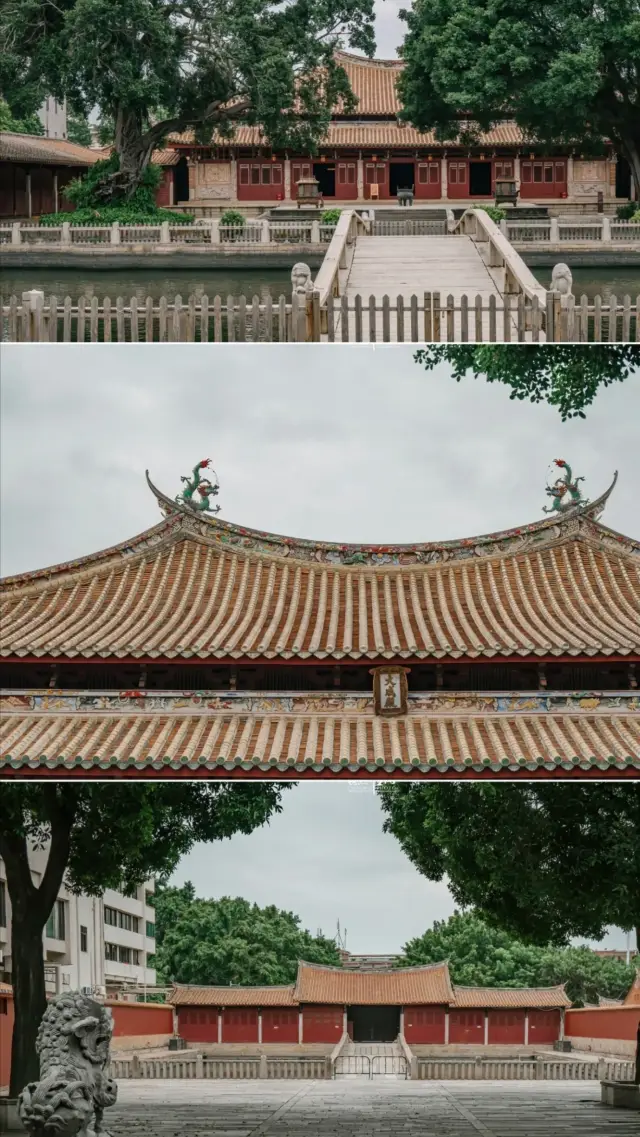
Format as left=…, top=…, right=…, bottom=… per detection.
left=0, top=1099, right=25, bottom=1133
left=600, top=1080, right=640, bottom=1110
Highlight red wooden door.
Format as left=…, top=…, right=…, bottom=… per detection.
left=520, top=160, right=567, bottom=199
left=364, top=162, right=388, bottom=200
left=302, top=1005, right=343, bottom=1043
left=178, top=1007, right=219, bottom=1043
left=415, top=161, right=441, bottom=200
left=336, top=161, right=357, bottom=200
left=528, top=1010, right=560, bottom=1044
left=449, top=1010, right=484, bottom=1044
left=487, top=1010, right=526, bottom=1045
left=404, top=1006, right=446, bottom=1044
left=447, top=161, right=468, bottom=199
left=237, top=162, right=284, bottom=202
left=262, top=1009, right=298, bottom=1043
left=221, top=1008, right=259, bottom=1043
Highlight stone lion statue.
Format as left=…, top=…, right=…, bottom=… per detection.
left=291, top=262, right=314, bottom=296
left=18, top=992, right=117, bottom=1137
left=550, top=262, right=573, bottom=298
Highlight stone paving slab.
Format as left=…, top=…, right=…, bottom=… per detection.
left=108, top=1079, right=638, bottom=1137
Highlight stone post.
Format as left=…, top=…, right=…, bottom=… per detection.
left=535, top=1058, right=545, bottom=1080
left=601, top=216, right=611, bottom=241
left=261, top=218, right=270, bottom=244
left=22, top=289, right=45, bottom=341
left=131, top=1053, right=141, bottom=1077
left=440, top=156, right=448, bottom=200
left=550, top=217, right=559, bottom=243
left=230, top=157, right=238, bottom=204
left=11, top=221, right=21, bottom=245
left=61, top=221, right=71, bottom=245
left=311, top=219, right=320, bottom=243
left=111, top=221, right=121, bottom=245
left=259, top=1054, right=268, bottom=1079
left=196, top=1052, right=204, bottom=1078
left=357, top=158, right=364, bottom=201
left=210, top=219, right=220, bottom=244
left=500, top=219, right=508, bottom=236
left=160, top=220, right=171, bottom=244
left=284, top=158, right=292, bottom=201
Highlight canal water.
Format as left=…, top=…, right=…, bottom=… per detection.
left=2, top=266, right=639, bottom=303
left=0, top=267, right=294, bottom=303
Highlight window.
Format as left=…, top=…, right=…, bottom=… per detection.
left=80, top=925, right=88, bottom=953
left=522, top=164, right=532, bottom=182
left=0, top=881, right=6, bottom=928
left=544, top=163, right=553, bottom=183
left=104, top=907, right=140, bottom=933
left=418, top=163, right=439, bottom=184
left=272, top=166, right=282, bottom=185
left=145, top=891, right=155, bottom=909
left=105, top=943, right=141, bottom=965
left=261, top=166, right=271, bottom=185
left=292, top=162, right=312, bottom=182
left=495, top=160, right=513, bottom=178
left=46, top=900, right=66, bottom=941
left=365, top=164, right=385, bottom=185
left=146, top=921, right=156, bottom=938
left=555, top=162, right=566, bottom=183
left=251, top=167, right=260, bottom=185
left=533, top=164, right=543, bottom=182
left=239, top=165, right=249, bottom=185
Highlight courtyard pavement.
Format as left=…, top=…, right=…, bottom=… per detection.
left=108, top=1078, right=638, bottom=1136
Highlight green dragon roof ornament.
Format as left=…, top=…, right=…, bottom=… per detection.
left=542, top=459, right=588, bottom=515
left=176, top=459, right=221, bottom=514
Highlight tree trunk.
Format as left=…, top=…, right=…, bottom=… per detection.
left=97, top=106, right=157, bottom=202
left=9, top=913, right=47, bottom=1097
left=620, top=137, right=640, bottom=206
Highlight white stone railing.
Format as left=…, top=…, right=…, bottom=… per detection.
left=313, top=209, right=369, bottom=313
left=457, top=208, right=548, bottom=309
left=110, top=1052, right=331, bottom=1080
left=416, top=1057, right=636, bottom=1081
left=503, top=218, right=640, bottom=244
left=0, top=219, right=336, bottom=248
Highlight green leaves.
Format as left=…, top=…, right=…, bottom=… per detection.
left=153, top=885, right=342, bottom=986
left=414, top=345, right=639, bottom=419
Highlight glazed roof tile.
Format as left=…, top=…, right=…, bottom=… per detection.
left=624, top=973, right=640, bottom=1006
left=172, top=121, right=526, bottom=150
left=169, top=984, right=297, bottom=1007
left=2, top=702, right=638, bottom=773
left=0, top=132, right=100, bottom=167
left=1, top=472, right=637, bottom=665
left=453, top=985, right=571, bottom=1009
left=294, top=961, right=454, bottom=1005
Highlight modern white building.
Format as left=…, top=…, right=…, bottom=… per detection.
left=0, top=847, right=156, bottom=998
left=37, top=96, right=68, bottom=140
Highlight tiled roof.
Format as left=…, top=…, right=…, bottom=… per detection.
left=334, top=51, right=404, bottom=115
left=0, top=132, right=100, bottom=167
left=294, top=961, right=454, bottom=1005
left=0, top=469, right=635, bottom=664
left=0, top=981, right=12, bottom=996
left=598, top=995, right=624, bottom=1006
left=2, top=706, right=639, bottom=774
left=151, top=148, right=181, bottom=166
left=624, top=972, right=640, bottom=1006
left=169, top=984, right=296, bottom=1006
left=172, top=121, right=525, bottom=150
left=453, top=985, right=571, bottom=1009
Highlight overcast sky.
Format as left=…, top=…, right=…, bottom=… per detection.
left=372, top=1, right=405, bottom=57
left=2, top=345, right=638, bottom=953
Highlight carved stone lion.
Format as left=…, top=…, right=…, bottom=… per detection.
left=18, top=992, right=117, bottom=1137
left=291, top=262, right=314, bottom=296
left=550, top=262, right=573, bottom=298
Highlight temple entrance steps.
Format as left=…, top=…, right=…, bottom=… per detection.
left=334, top=1040, right=409, bottom=1080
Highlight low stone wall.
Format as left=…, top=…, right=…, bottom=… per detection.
left=110, top=1051, right=332, bottom=1080
left=0, top=247, right=325, bottom=271
left=565, top=1036, right=636, bottom=1059
left=111, top=1033, right=174, bottom=1052
left=415, top=1056, right=634, bottom=1082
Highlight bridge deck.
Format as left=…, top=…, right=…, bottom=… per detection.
left=336, top=233, right=523, bottom=341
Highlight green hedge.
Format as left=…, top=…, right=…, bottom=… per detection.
left=473, top=204, right=507, bottom=223
left=39, top=207, right=194, bottom=226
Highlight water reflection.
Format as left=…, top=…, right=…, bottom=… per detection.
left=0, top=268, right=293, bottom=304
left=531, top=266, right=640, bottom=302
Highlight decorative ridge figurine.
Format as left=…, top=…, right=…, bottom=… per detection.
left=175, top=458, right=221, bottom=514
left=542, top=458, right=588, bottom=514
left=18, top=991, right=117, bottom=1136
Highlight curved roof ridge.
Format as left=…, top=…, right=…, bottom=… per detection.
left=298, top=958, right=449, bottom=974
left=334, top=49, right=404, bottom=68
left=453, top=982, right=567, bottom=992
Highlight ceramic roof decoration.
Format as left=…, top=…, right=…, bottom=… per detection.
left=543, top=460, right=588, bottom=516
left=1, top=466, right=638, bottom=777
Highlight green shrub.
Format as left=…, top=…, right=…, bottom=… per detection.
left=220, top=209, right=246, bottom=227
left=321, top=208, right=341, bottom=224
left=39, top=206, right=194, bottom=225
left=473, top=204, right=506, bottom=223
left=616, top=202, right=637, bottom=220
left=630, top=210, right=640, bottom=223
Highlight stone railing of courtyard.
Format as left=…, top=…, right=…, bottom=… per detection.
left=0, top=219, right=337, bottom=249
left=109, top=1052, right=333, bottom=1080
left=502, top=217, right=640, bottom=245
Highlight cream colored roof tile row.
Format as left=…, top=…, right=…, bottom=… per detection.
left=453, top=986, right=571, bottom=1009
left=2, top=712, right=639, bottom=771
left=2, top=536, right=639, bottom=661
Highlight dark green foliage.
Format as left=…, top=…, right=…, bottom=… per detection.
left=66, top=111, right=92, bottom=146
left=398, top=0, right=640, bottom=197
left=153, top=882, right=342, bottom=986
left=616, top=202, right=638, bottom=220
left=38, top=154, right=195, bottom=221
left=1, top=0, right=376, bottom=201
left=414, top=345, right=640, bottom=419
left=378, top=783, right=640, bottom=950
left=0, top=97, right=44, bottom=135
left=38, top=206, right=195, bottom=224
left=0, top=783, right=289, bottom=1094
left=321, top=208, right=342, bottom=224
left=473, top=205, right=505, bottom=223
left=398, top=911, right=638, bottom=1006
left=220, top=209, right=246, bottom=226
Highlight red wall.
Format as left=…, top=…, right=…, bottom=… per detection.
left=108, top=1001, right=174, bottom=1037
left=177, top=1006, right=218, bottom=1043
left=520, top=160, right=567, bottom=199
left=302, top=1004, right=343, bottom=1043
left=237, top=162, right=284, bottom=202
left=449, top=1010, right=485, bottom=1044
left=404, top=1006, right=446, bottom=1044
left=222, top=1008, right=259, bottom=1043
left=262, top=1008, right=299, bottom=1043
left=565, top=1006, right=640, bottom=1042
left=487, top=1010, right=526, bottom=1045
left=528, top=1010, right=561, bottom=1045
left=0, top=995, right=14, bottom=1090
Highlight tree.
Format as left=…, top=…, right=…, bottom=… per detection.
left=414, top=345, right=640, bottom=420
left=397, top=0, right=640, bottom=200
left=398, top=911, right=638, bottom=1005
left=378, top=783, right=640, bottom=1078
left=67, top=111, right=92, bottom=146
left=0, top=782, right=289, bottom=1097
left=1, top=0, right=375, bottom=202
left=0, top=96, right=44, bottom=135
left=153, top=883, right=342, bottom=986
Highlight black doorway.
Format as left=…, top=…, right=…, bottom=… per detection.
left=389, top=162, right=415, bottom=197
left=615, top=157, right=632, bottom=199
left=313, top=163, right=336, bottom=197
left=174, top=156, right=190, bottom=203
left=349, top=1006, right=400, bottom=1042
left=469, top=161, right=492, bottom=196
